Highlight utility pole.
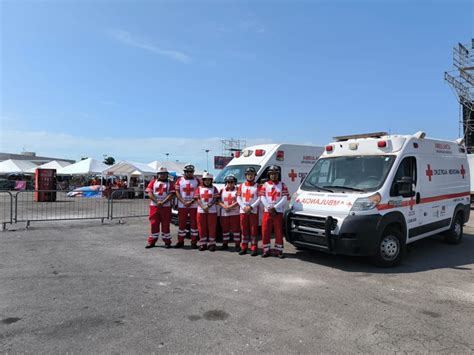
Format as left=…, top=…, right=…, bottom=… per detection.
left=205, top=149, right=210, bottom=171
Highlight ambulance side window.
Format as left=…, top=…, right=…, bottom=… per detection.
left=390, top=157, right=417, bottom=196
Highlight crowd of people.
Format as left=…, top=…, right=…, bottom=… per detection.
left=145, top=164, right=289, bottom=258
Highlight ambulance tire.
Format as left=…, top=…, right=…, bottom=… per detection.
left=371, top=226, right=404, bottom=268
left=444, top=212, right=463, bottom=245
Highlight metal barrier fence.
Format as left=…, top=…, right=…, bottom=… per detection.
left=0, top=189, right=170, bottom=229
left=109, top=189, right=149, bottom=221
left=15, top=190, right=109, bottom=227
left=0, top=192, right=13, bottom=230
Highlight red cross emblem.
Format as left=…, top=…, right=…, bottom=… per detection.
left=183, top=183, right=195, bottom=196
left=224, top=193, right=235, bottom=205
left=425, top=164, right=433, bottom=182
left=243, top=188, right=254, bottom=202
left=268, top=187, right=281, bottom=202
left=201, top=189, right=213, bottom=202
left=460, top=165, right=466, bottom=179
left=288, top=169, right=297, bottom=182
left=155, top=184, right=166, bottom=196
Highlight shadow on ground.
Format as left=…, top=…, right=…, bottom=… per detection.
left=285, top=233, right=474, bottom=274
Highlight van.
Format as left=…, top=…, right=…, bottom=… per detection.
left=467, top=154, right=474, bottom=203
left=214, top=144, right=324, bottom=195
left=171, top=144, right=324, bottom=226
left=285, top=132, right=470, bottom=267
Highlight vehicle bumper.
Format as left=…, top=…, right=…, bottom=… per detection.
left=285, top=211, right=382, bottom=256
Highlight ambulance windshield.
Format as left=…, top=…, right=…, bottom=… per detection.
left=214, top=165, right=261, bottom=184
left=302, top=155, right=395, bottom=193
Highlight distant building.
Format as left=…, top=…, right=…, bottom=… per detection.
left=0, top=152, right=75, bottom=165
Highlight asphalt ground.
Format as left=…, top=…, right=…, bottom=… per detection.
left=1, top=218, right=474, bottom=353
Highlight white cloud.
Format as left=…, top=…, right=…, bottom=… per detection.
left=0, top=128, right=274, bottom=173
left=108, top=29, right=192, bottom=64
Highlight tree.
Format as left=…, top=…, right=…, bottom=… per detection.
left=103, top=156, right=115, bottom=165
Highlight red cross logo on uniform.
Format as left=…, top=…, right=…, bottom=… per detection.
left=183, top=183, right=195, bottom=196
left=201, top=189, right=213, bottom=202
left=243, top=188, right=254, bottom=202
left=155, top=184, right=166, bottom=196
left=460, top=165, right=466, bottom=179
left=425, top=164, right=433, bottom=182
left=224, top=193, right=235, bottom=205
left=268, top=187, right=281, bottom=202
left=288, top=169, right=297, bottom=182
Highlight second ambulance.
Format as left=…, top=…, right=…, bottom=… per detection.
left=285, top=132, right=470, bottom=267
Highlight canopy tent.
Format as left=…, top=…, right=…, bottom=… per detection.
left=26, top=160, right=71, bottom=174
left=103, top=161, right=157, bottom=177
left=57, top=158, right=107, bottom=176
left=148, top=161, right=205, bottom=176
left=0, top=159, right=38, bottom=174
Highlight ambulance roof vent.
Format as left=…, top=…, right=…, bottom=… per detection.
left=333, top=132, right=388, bottom=142
left=414, top=131, right=426, bottom=139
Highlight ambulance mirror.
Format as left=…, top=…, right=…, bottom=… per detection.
left=395, top=177, right=414, bottom=198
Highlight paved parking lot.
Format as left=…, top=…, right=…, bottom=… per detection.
left=1, top=219, right=474, bottom=353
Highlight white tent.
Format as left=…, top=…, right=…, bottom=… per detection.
left=25, top=160, right=71, bottom=174
left=148, top=161, right=204, bottom=176
left=0, top=159, right=38, bottom=174
left=57, top=158, right=108, bottom=176
left=103, top=161, right=157, bottom=177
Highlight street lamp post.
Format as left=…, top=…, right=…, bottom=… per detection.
left=205, top=149, right=210, bottom=171
left=165, top=153, right=169, bottom=161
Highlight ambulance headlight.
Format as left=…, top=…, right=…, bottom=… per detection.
left=351, top=193, right=381, bottom=212
left=289, top=191, right=299, bottom=209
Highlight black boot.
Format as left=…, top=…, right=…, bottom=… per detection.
left=261, top=252, right=270, bottom=258
left=251, top=250, right=258, bottom=257
left=174, top=241, right=184, bottom=249
left=239, top=249, right=247, bottom=255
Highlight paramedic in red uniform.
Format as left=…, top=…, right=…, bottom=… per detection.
left=194, top=172, right=220, bottom=251
left=145, top=166, right=175, bottom=248
left=260, top=165, right=289, bottom=258
left=218, top=175, right=241, bottom=251
left=175, top=164, right=200, bottom=248
left=237, top=167, right=261, bottom=256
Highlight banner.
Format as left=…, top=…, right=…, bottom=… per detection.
left=214, top=156, right=233, bottom=169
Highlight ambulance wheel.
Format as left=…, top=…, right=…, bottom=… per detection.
left=371, top=226, right=404, bottom=268
left=444, top=213, right=463, bottom=245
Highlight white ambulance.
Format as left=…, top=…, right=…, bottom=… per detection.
left=213, top=144, right=324, bottom=195
left=285, top=132, right=470, bottom=267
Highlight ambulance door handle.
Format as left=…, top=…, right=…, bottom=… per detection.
left=416, top=192, right=420, bottom=204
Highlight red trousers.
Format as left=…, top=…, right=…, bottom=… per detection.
left=262, top=212, right=284, bottom=254
left=197, top=212, right=217, bottom=246
left=220, top=215, right=241, bottom=244
left=178, top=207, right=198, bottom=243
left=240, top=213, right=259, bottom=251
left=148, top=206, right=172, bottom=245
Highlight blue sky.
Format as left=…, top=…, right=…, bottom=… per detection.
left=1, top=0, right=473, bottom=171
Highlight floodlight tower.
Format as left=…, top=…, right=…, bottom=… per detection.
left=221, top=138, right=246, bottom=157
left=445, top=39, right=474, bottom=152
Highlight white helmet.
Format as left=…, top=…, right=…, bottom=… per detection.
left=157, top=166, right=168, bottom=174
left=202, top=172, right=213, bottom=180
